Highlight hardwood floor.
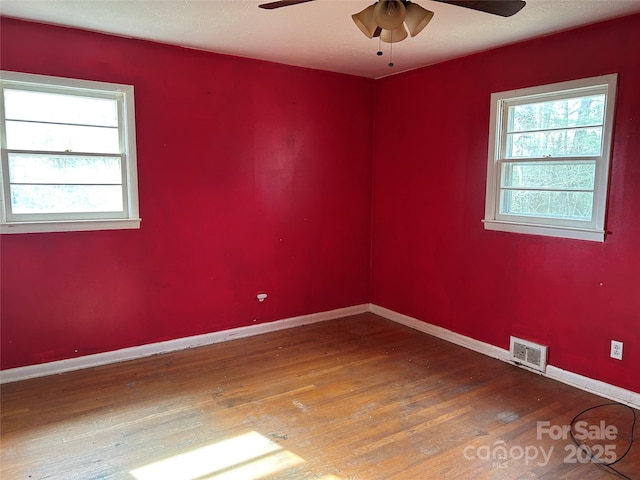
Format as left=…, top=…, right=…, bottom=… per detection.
left=1, top=313, right=638, bottom=479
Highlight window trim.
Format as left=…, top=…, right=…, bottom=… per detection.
left=483, top=74, right=617, bottom=242
left=0, top=71, right=140, bottom=234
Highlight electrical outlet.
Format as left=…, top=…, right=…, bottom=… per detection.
left=610, top=340, right=623, bottom=360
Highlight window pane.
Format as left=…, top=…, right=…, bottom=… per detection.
left=500, top=189, right=593, bottom=220
left=501, top=161, right=595, bottom=190
left=4, top=89, right=118, bottom=127
left=6, top=120, right=119, bottom=153
left=8, top=154, right=122, bottom=185
left=505, top=127, right=602, bottom=158
left=507, top=95, right=605, bottom=133
left=10, top=185, right=123, bottom=213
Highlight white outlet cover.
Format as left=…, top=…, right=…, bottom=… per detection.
left=610, top=340, right=623, bottom=360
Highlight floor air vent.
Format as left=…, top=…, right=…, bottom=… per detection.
left=509, top=336, right=547, bottom=373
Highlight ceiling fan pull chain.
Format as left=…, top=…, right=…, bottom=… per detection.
left=388, top=32, right=394, bottom=67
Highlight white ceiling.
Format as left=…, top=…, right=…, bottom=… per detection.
left=2, top=0, right=640, bottom=79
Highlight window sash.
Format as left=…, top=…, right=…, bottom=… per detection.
left=499, top=88, right=607, bottom=160
left=496, top=156, right=598, bottom=226
left=3, top=150, right=129, bottom=222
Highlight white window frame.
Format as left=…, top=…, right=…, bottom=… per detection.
left=0, top=71, right=140, bottom=234
left=483, top=74, right=617, bottom=242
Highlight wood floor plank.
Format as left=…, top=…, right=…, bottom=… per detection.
left=1, top=314, right=638, bottom=479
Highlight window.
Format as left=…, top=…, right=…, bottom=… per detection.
left=483, top=74, right=617, bottom=242
left=1, top=71, right=140, bottom=234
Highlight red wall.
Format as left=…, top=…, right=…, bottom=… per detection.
left=1, top=14, right=638, bottom=395
left=0, top=18, right=373, bottom=369
left=371, top=14, right=640, bottom=393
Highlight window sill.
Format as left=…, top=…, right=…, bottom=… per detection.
left=1, top=218, right=141, bottom=234
left=482, top=219, right=605, bottom=242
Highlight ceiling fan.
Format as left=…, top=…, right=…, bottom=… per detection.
left=259, top=0, right=525, bottom=17
left=259, top=1, right=526, bottom=43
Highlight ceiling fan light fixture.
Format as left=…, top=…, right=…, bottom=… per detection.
left=380, top=24, right=408, bottom=43
left=404, top=2, right=434, bottom=37
left=352, top=4, right=378, bottom=38
left=373, top=0, right=406, bottom=30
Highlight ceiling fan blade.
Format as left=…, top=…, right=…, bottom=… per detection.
left=433, top=0, right=526, bottom=17
left=258, top=0, right=316, bottom=9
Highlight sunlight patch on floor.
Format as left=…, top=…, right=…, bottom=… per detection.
left=130, top=431, right=305, bottom=480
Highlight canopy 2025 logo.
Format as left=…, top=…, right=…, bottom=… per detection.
left=462, top=420, right=619, bottom=469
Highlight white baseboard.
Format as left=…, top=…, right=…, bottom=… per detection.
left=0, top=304, right=369, bottom=384
left=371, top=304, right=639, bottom=409
left=546, top=366, right=640, bottom=409
left=370, top=304, right=511, bottom=362
left=3, top=302, right=638, bottom=409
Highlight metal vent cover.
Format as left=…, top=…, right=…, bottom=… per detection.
left=509, top=336, right=547, bottom=372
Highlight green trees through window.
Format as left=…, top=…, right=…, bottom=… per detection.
left=500, top=94, right=606, bottom=221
